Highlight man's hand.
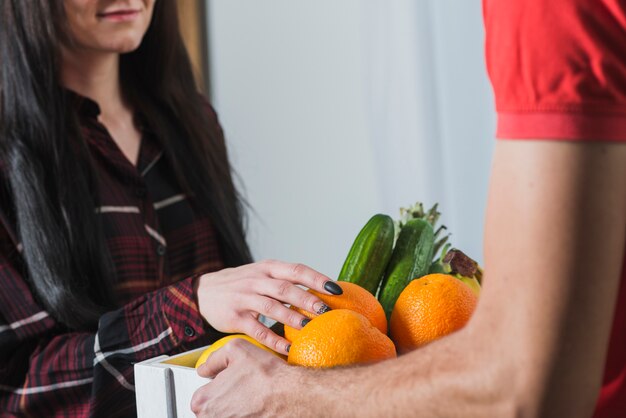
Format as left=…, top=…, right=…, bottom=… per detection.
left=191, top=340, right=294, bottom=417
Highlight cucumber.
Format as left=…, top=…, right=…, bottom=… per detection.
left=379, top=219, right=435, bottom=319
left=337, top=214, right=395, bottom=295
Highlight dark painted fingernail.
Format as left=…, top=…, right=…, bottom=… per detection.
left=316, top=303, right=331, bottom=315
left=324, top=280, right=343, bottom=295
left=300, top=318, right=311, bottom=328
left=286, top=344, right=291, bottom=353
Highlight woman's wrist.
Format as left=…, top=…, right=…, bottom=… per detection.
left=192, top=272, right=214, bottom=326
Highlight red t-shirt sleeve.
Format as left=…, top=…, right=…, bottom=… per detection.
left=484, top=0, right=626, bottom=141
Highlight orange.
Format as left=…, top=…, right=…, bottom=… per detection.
left=284, top=281, right=387, bottom=342
left=288, top=309, right=396, bottom=368
left=390, top=273, right=477, bottom=354
left=194, top=334, right=284, bottom=368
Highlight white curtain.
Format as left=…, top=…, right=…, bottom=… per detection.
left=208, top=0, right=495, bottom=275
left=361, top=0, right=495, bottom=262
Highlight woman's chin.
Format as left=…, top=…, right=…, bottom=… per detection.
left=109, top=39, right=144, bottom=54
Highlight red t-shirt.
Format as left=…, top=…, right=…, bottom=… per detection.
left=484, top=1, right=626, bottom=416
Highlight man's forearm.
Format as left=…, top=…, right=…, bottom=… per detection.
left=285, top=141, right=626, bottom=418
left=292, top=323, right=518, bottom=418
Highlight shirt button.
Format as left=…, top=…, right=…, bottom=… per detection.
left=135, top=188, right=147, bottom=198
left=156, top=244, right=166, bottom=256
left=184, top=326, right=195, bottom=337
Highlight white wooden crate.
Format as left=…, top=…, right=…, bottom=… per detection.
left=135, top=346, right=211, bottom=418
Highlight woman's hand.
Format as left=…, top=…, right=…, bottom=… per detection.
left=194, top=259, right=342, bottom=355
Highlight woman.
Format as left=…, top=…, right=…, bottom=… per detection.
left=0, top=1, right=339, bottom=416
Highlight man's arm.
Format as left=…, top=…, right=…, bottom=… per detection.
left=478, top=139, right=626, bottom=416
left=192, top=139, right=626, bottom=417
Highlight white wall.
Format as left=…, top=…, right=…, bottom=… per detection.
left=207, top=0, right=495, bottom=278
left=429, top=0, right=496, bottom=264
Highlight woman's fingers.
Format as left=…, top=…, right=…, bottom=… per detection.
left=240, top=317, right=291, bottom=355
left=258, top=279, right=329, bottom=316
left=253, top=296, right=314, bottom=330
left=261, top=260, right=342, bottom=296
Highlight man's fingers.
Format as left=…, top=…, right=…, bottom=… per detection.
left=197, top=347, right=228, bottom=379
left=190, top=388, right=209, bottom=415
left=197, top=338, right=283, bottom=379
left=197, top=338, right=246, bottom=378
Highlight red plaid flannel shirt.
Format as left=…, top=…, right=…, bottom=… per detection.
left=0, top=93, right=227, bottom=417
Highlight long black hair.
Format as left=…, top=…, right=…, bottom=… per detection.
left=0, top=0, right=252, bottom=330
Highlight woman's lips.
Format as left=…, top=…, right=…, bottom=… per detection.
left=97, top=9, right=140, bottom=22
